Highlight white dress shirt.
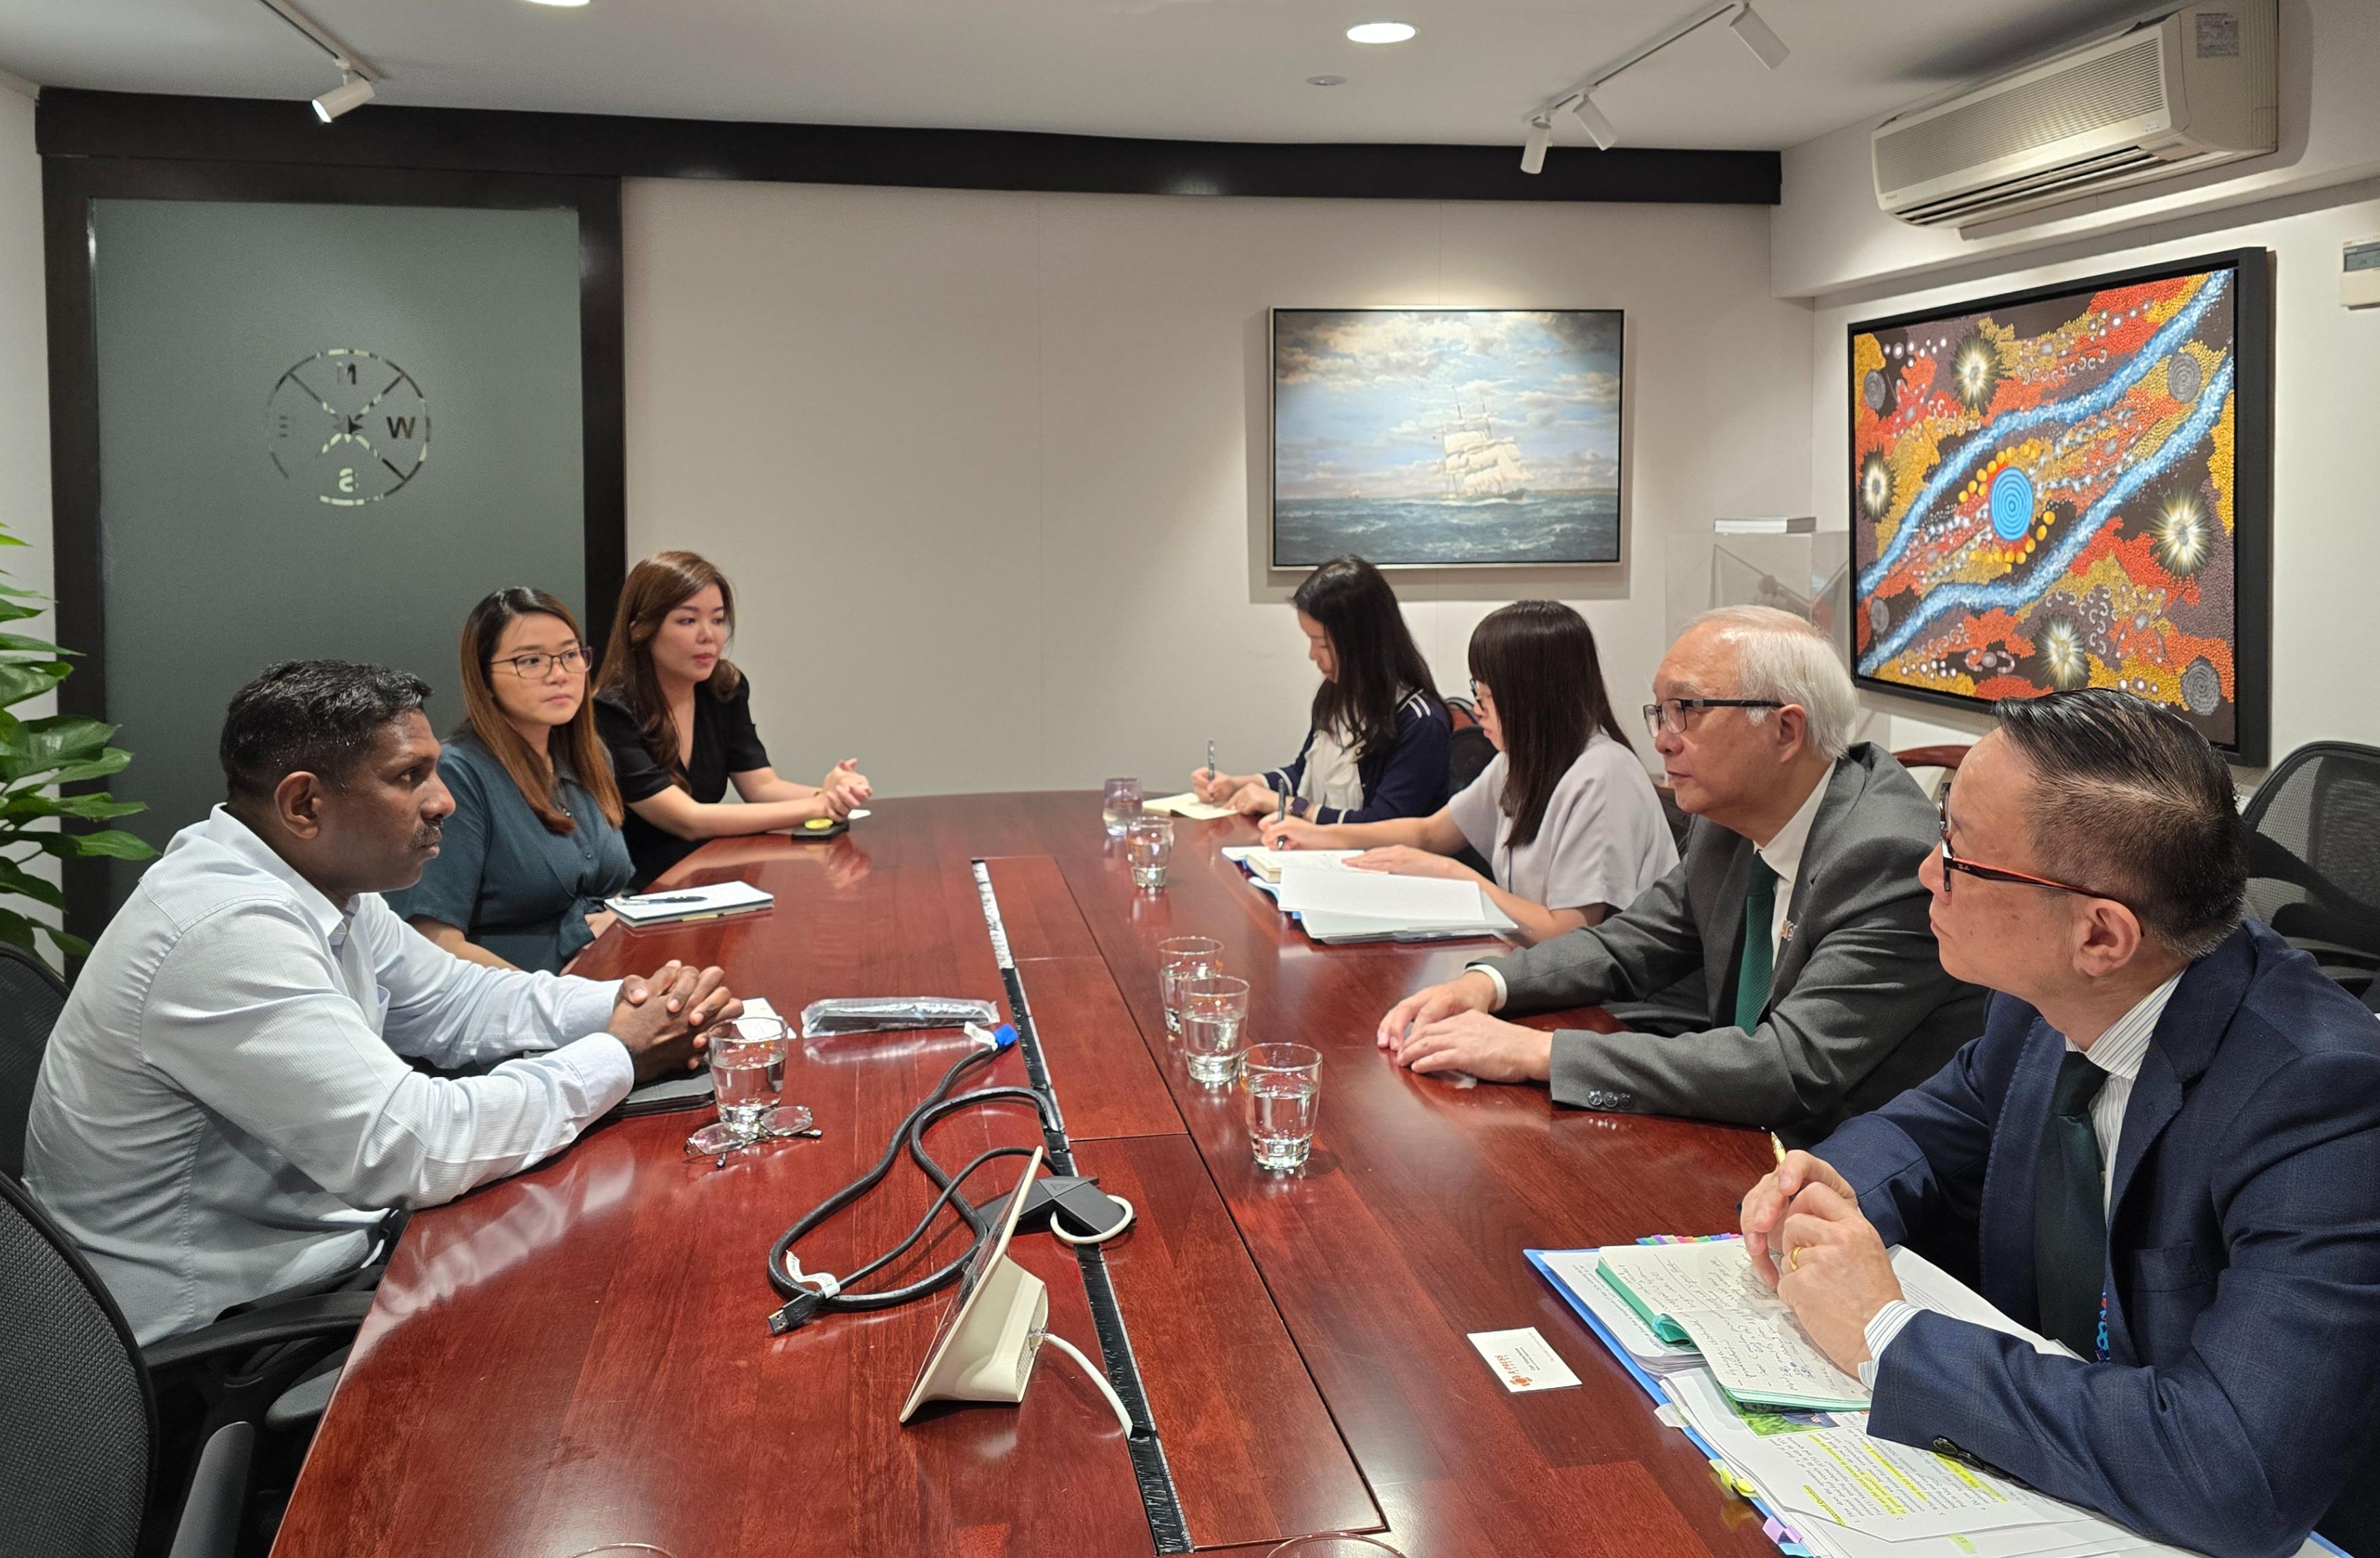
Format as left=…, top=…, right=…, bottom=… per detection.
left=24, top=807, right=633, bottom=1343
left=1858, top=971, right=2184, bottom=1381
left=1468, top=762, right=1828, bottom=1011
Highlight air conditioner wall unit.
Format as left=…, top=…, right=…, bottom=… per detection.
left=1873, top=1, right=2275, bottom=230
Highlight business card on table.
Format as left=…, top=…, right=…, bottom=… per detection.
left=1466, top=1327, right=1582, bottom=1393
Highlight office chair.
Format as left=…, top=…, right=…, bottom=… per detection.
left=1891, top=743, right=1970, bottom=806
left=0, top=1171, right=374, bottom=1558
left=0, top=939, right=70, bottom=1180
left=2241, top=741, right=2380, bottom=997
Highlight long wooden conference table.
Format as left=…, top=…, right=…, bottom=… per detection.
left=272, top=792, right=1780, bottom=1558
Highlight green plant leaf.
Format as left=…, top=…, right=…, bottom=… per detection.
left=0, top=531, right=24, bottom=548
left=64, top=828, right=157, bottom=860
left=0, top=913, right=36, bottom=954
left=0, top=856, right=67, bottom=911
left=0, top=715, right=121, bottom=781
left=43, top=750, right=137, bottom=785
left=0, top=633, right=72, bottom=654
left=39, top=924, right=88, bottom=959
left=0, top=661, right=71, bottom=708
left=0, top=601, right=46, bottom=626
left=0, top=790, right=145, bottom=821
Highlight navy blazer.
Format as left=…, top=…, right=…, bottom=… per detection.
left=1815, top=920, right=2380, bottom=1558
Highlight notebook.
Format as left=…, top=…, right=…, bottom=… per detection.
left=605, top=879, right=775, bottom=927
left=1595, top=1240, right=1868, bottom=1412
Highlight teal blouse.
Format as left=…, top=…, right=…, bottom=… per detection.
left=385, top=733, right=635, bottom=974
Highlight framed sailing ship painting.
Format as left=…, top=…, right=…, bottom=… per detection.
left=1270, top=308, right=1624, bottom=568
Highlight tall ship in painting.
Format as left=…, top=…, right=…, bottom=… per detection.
left=1440, top=403, right=1531, bottom=505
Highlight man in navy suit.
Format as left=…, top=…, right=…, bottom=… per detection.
left=1741, top=689, right=2380, bottom=1558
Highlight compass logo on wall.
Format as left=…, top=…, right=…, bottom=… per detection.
left=266, top=349, right=429, bottom=507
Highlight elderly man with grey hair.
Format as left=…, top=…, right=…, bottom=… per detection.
left=1379, top=605, right=1985, bottom=1146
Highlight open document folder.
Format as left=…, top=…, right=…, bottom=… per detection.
left=1527, top=1242, right=2343, bottom=1558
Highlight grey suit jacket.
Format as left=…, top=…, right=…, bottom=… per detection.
left=1488, top=743, right=1987, bottom=1147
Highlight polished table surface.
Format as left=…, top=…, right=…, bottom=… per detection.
left=272, top=793, right=1780, bottom=1558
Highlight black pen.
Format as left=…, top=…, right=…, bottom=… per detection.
left=628, top=894, right=707, bottom=906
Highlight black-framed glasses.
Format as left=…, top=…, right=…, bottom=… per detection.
left=1641, top=697, right=1782, bottom=739
left=1936, top=804, right=2125, bottom=905
left=1468, top=678, right=1494, bottom=707
left=492, top=645, right=590, bottom=679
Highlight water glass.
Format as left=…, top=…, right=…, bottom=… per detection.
left=1243, top=1043, right=1321, bottom=1172
left=1102, top=777, right=1143, bottom=838
left=1156, top=936, right=1223, bottom=1035
left=709, top=1015, right=789, bottom=1131
left=1126, top=815, right=1174, bottom=889
left=1182, top=975, right=1250, bottom=1086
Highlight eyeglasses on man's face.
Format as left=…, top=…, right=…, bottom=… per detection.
left=493, top=645, right=590, bottom=679
left=1640, top=697, right=1782, bottom=741
left=1934, top=804, right=2124, bottom=906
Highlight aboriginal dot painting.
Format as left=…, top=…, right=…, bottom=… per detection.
left=1849, top=255, right=2266, bottom=754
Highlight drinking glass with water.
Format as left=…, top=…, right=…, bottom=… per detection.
left=1102, top=777, right=1143, bottom=838
left=686, top=1016, right=814, bottom=1159
left=1243, top=1043, right=1321, bottom=1172
left=1182, top=975, right=1250, bottom=1086
left=1156, top=936, right=1223, bottom=1035
left=1126, top=815, right=1174, bottom=889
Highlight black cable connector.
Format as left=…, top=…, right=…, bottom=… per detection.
left=768, top=1288, right=827, bottom=1335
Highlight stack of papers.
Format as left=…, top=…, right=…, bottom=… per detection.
left=1141, top=792, right=1235, bottom=820
left=1220, top=845, right=1360, bottom=883
left=1529, top=1241, right=2337, bottom=1558
left=605, top=879, right=776, bottom=927
left=1219, top=849, right=1518, bottom=943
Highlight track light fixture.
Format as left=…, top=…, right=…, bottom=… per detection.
left=311, top=70, right=374, bottom=122
left=1521, top=0, right=1786, bottom=174
left=1569, top=92, right=1617, bottom=150
left=1729, top=3, right=1790, bottom=71
left=1521, top=114, right=1553, bottom=175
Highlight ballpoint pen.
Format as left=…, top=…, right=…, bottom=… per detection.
left=1207, top=739, right=1216, bottom=783
left=629, top=894, right=707, bottom=906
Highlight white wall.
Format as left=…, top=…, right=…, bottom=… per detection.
left=1772, top=0, right=2380, bottom=300
left=0, top=80, right=62, bottom=934
left=622, top=180, right=1813, bottom=800
left=1808, top=178, right=2380, bottom=773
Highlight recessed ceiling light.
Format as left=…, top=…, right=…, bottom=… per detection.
left=523, top=0, right=592, bottom=7
left=1345, top=21, right=1416, bottom=44
left=1307, top=74, right=1347, bottom=86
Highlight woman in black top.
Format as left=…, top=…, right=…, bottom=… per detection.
left=593, top=550, right=872, bottom=885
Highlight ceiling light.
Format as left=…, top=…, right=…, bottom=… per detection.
left=1569, top=92, right=1617, bottom=149
left=1345, top=21, right=1416, bottom=44
left=1306, top=75, right=1347, bottom=86
left=523, top=0, right=592, bottom=7
left=1729, top=3, right=1790, bottom=70
left=311, top=71, right=374, bottom=122
left=1520, top=114, right=1552, bottom=176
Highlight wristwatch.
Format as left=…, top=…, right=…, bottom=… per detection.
left=1287, top=796, right=1312, bottom=820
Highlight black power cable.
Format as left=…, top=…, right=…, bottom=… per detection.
left=766, top=1026, right=1060, bottom=1335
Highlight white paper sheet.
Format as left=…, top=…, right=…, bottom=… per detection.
left=1673, top=1305, right=1870, bottom=1410
left=1274, top=862, right=1492, bottom=921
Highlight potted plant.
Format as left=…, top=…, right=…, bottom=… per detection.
left=0, top=521, right=154, bottom=965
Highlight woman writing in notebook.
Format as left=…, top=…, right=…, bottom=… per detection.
left=1257, top=600, right=1675, bottom=945
left=1190, top=554, right=1450, bottom=825
left=389, top=588, right=635, bottom=972
left=594, top=550, right=873, bottom=887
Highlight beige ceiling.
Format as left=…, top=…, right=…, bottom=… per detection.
left=1, top=0, right=2158, bottom=151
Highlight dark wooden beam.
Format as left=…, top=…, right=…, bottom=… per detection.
left=37, top=88, right=1779, bottom=205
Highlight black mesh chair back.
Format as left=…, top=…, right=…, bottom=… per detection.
left=0, top=942, right=69, bottom=1180
left=2241, top=741, right=2380, bottom=995
left=0, top=1170, right=155, bottom=1558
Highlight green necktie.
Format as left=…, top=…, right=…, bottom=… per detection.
left=1734, top=855, right=1779, bottom=1031
left=2034, top=1051, right=2111, bottom=1357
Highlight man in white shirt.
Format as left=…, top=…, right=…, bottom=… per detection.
left=1376, top=607, right=1983, bottom=1146
left=25, top=660, right=740, bottom=1343
left=1740, top=689, right=2380, bottom=1557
